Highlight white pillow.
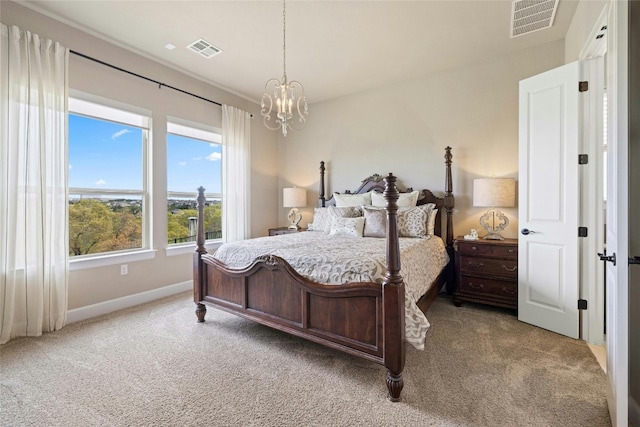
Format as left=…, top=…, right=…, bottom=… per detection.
left=427, top=208, right=438, bottom=236
left=329, top=216, right=365, bottom=237
left=371, top=190, right=419, bottom=207
left=333, top=191, right=372, bottom=207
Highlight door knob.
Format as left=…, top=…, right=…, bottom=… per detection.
left=630, top=256, right=640, bottom=265
left=598, top=251, right=616, bottom=266
left=521, top=228, right=537, bottom=235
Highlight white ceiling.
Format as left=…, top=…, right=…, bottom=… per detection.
left=20, top=0, right=579, bottom=105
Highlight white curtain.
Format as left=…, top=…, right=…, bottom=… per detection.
left=0, top=25, right=69, bottom=344
left=221, top=105, right=251, bottom=242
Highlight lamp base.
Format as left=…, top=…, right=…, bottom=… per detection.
left=287, top=208, right=301, bottom=230
left=479, top=208, right=509, bottom=241
left=483, top=232, right=505, bottom=240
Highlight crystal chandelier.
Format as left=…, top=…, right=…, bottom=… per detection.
left=261, top=0, right=308, bottom=137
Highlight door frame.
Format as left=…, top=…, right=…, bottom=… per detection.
left=604, top=1, right=629, bottom=425
left=578, top=7, right=607, bottom=346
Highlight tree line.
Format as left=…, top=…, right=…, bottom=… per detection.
left=69, top=199, right=221, bottom=256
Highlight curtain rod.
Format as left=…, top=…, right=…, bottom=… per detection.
left=70, top=50, right=253, bottom=116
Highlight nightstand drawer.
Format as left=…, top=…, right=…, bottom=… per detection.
left=458, top=255, right=518, bottom=279
left=457, top=240, right=517, bottom=258
left=458, top=275, right=517, bottom=302
left=491, top=245, right=518, bottom=259
left=456, top=241, right=493, bottom=256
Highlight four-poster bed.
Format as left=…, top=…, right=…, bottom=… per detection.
left=193, top=147, right=454, bottom=400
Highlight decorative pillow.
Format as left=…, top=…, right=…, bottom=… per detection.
left=427, top=208, right=438, bottom=236
left=396, top=203, right=437, bottom=238
left=362, top=206, right=386, bottom=238
left=312, top=206, right=362, bottom=233
left=329, top=216, right=365, bottom=238
left=311, top=207, right=331, bottom=232
left=371, top=190, right=419, bottom=207
left=333, top=191, right=372, bottom=207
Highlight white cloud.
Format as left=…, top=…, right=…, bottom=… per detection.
left=206, top=152, right=221, bottom=162
left=178, top=161, right=187, bottom=167
left=69, top=164, right=72, bottom=169
left=111, top=129, right=131, bottom=140
left=96, top=179, right=106, bottom=186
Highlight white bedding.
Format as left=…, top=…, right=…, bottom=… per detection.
left=213, top=232, right=449, bottom=350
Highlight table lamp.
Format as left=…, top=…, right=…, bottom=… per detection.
left=283, top=187, right=306, bottom=230
left=473, top=178, right=516, bottom=240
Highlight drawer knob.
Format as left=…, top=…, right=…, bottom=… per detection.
left=469, top=282, right=484, bottom=289
left=508, top=249, right=514, bottom=253
left=501, top=264, right=517, bottom=272
left=502, top=287, right=516, bottom=295
left=469, top=262, right=484, bottom=268
left=471, top=246, right=477, bottom=250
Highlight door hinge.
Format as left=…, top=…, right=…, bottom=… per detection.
left=578, top=227, right=588, bottom=237
left=578, top=154, right=589, bottom=164
left=578, top=299, right=588, bottom=310
left=579, top=81, right=589, bottom=92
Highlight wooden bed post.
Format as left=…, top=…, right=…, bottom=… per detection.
left=194, top=186, right=207, bottom=322
left=382, top=173, right=406, bottom=402
left=318, top=161, right=326, bottom=207
left=443, top=147, right=456, bottom=293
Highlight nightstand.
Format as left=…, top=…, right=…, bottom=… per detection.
left=268, top=227, right=307, bottom=236
left=453, top=237, right=518, bottom=311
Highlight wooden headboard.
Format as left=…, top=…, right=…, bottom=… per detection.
left=317, top=147, right=454, bottom=247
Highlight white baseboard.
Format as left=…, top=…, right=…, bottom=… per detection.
left=66, top=281, right=191, bottom=324
left=631, top=395, right=640, bottom=427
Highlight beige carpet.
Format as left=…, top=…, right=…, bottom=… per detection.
left=0, top=292, right=609, bottom=427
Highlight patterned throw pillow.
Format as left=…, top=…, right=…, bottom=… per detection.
left=329, top=216, right=365, bottom=237
left=312, top=206, right=362, bottom=234
left=362, top=206, right=386, bottom=238
left=371, top=190, right=419, bottom=207
left=397, top=203, right=437, bottom=238
left=311, top=208, right=331, bottom=233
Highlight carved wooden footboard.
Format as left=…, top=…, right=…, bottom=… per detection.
left=193, top=147, right=454, bottom=401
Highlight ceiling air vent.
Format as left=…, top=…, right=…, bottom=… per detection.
left=187, top=38, right=222, bottom=59
left=510, top=0, right=559, bottom=38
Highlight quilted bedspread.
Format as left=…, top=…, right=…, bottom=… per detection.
left=213, top=232, right=449, bottom=350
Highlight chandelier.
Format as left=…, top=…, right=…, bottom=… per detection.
left=261, top=0, right=308, bottom=137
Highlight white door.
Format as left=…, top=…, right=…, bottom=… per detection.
left=518, top=61, right=580, bottom=339
left=604, top=1, right=628, bottom=425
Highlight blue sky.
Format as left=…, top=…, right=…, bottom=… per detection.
left=69, top=114, right=221, bottom=194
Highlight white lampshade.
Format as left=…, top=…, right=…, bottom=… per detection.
left=473, top=178, right=516, bottom=208
left=283, top=187, right=306, bottom=208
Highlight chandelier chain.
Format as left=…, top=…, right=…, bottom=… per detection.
left=282, top=0, right=287, bottom=79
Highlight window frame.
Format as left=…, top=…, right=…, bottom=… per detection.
left=165, top=118, right=223, bottom=256
left=68, top=93, right=154, bottom=270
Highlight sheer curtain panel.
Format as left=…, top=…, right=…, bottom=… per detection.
left=0, top=25, right=69, bottom=344
left=221, top=105, right=251, bottom=242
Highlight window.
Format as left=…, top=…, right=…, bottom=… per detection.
left=167, top=121, right=222, bottom=245
left=68, top=97, right=150, bottom=258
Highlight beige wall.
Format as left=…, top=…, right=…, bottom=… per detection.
left=2, top=1, right=279, bottom=310
left=279, top=41, right=565, bottom=240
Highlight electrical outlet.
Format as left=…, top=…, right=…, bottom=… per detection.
left=120, top=264, right=128, bottom=275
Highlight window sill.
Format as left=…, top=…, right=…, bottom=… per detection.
left=165, top=241, right=222, bottom=257
left=69, top=249, right=157, bottom=271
